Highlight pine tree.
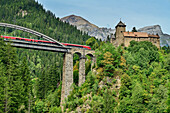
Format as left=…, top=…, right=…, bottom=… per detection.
left=132, top=27, right=137, bottom=32
left=37, top=64, right=60, bottom=99
left=0, top=61, right=6, bottom=112
left=19, top=57, right=32, bottom=112
left=36, top=69, right=47, bottom=99
left=0, top=39, right=25, bottom=112
left=6, top=43, right=25, bottom=112
left=48, top=63, right=60, bottom=91
left=0, top=38, right=11, bottom=112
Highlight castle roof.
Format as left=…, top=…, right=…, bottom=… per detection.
left=115, top=21, right=126, bottom=28
left=148, top=34, right=159, bottom=38
left=123, top=32, right=159, bottom=38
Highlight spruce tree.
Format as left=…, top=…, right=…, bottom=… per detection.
left=37, top=69, right=47, bottom=99
left=132, top=27, right=137, bottom=32
left=0, top=61, right=6, bottom=112
left=36, top=63, right=60, bottom=99
left=5, top=43, right=25, bottom=112
left=48, top=63, right=60, bottom=91
left=0, top=38, right=11, bottom=112
left=19, top=57, right=32, bottom=112
left=0, top=38, right=25, bottom=112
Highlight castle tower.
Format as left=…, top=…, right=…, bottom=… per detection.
left=115, top=21, right=126, bottom=46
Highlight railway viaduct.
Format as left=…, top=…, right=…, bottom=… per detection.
left=0, top=23, right=95, bottom=104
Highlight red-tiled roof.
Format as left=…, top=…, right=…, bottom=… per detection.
left=148, top=34, right=159, bottom=38
left=123, top=32, right=148, bottom=37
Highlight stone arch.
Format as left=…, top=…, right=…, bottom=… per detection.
left=74, top=52, right=82, bottom=58
left=71, top=49, right=86, bottom=86
left=85, top=50, right=95, bottom=58
left=85, top=52, right=96, bottom=72
left=86, top=53, right=94, bottom=58
left=62, top=49, right=95, bottom=104
left=72, top=52, right=82, bottom=86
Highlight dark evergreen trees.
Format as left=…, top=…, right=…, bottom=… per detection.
left=0, top=1, right=92, bottom=108
left=0, top=61, right=6, bottom=112
left=132, top=27, right=137, bottom=32
left=19, top=57, right=32, bottom=112
left=0, top=38, right=24, bottom=112
left=0, top=0, right=169, bottom=112
left=0, top=38, right=34, bottom=112
left=36, top=64, right=60, bottom=99
left=0, top=0, right=91, bottom=44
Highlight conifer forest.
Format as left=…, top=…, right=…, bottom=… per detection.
left=0, top=0, right=169, bottom=112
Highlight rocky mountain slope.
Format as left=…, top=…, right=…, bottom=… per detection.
left=61, top=15, right=170, bottom=46
left=61, top=15, right=115, bottom=41
left=138, top=25, right=170, bottom=47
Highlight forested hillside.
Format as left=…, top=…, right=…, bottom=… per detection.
left=0, top=0, right=169, bottom=113
left=0, top=0, right=91, bottom=112
left=63, top=39, right=170, bottom=113
left=0, top=0, right=91, bottom=78
left=0, top=0, right=90, bottom=43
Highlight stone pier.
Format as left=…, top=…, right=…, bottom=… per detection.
left=79, top=56, right=86, bottom=86
left=61, top=48, right=95, bottom=106
left=61, top=52, right=73, bottom=104
left=91, top=57, right=96, bottom=71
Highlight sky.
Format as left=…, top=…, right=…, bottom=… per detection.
left=36, top=0, right=170, bottom=34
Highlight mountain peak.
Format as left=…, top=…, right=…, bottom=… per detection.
left=61, top=15, right=115, bottom=40
left=138, top=25, right=163, bottom=35
left=61, top=14, right=98, bottom=28
left=61, top=15, right=170, bottom=45
left=61, top=14, right=83, bottom=21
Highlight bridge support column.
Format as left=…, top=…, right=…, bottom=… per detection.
left=61, top=52, right=73, bottom=104
left=91, top=57, right=96, bottom=70
left=79, top=56, right=86, bottom=86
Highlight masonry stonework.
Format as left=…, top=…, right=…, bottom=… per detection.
left=115, top=21, right=126, bottom=46
left=79, top=57, right=86, bottom=86
left=61, top=48, right=95, bottom=105
left=61, top=52, right=73, bottom=104
left=124, top=37, right=137, bottom=47
left=111, top=21, right=160, bottom=48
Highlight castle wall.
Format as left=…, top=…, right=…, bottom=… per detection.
left=113, top=21, right=160, bottom=49
left=124, top=37, right=160, bottom=48
left=124, top=37, right=138, bottom=47
left=150, top=38, right=160, bottom=48
left=139, top=38, right=150, bottom=41
left=110, top=38, right=119, bottom=47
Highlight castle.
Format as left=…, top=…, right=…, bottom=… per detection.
left=110, top=21, right=160, bottom=48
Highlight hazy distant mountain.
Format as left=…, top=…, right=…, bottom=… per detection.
left=138, top=25, right=170, bottom=47
left=61, top=15, right=170, bottom=46
left=61, top=15, right=115, bottom=41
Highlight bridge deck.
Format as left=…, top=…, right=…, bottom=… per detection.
left=5, top=39, right=70, bottom=53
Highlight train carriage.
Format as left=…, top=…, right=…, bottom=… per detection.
left=1, top=36, right=91, bottom=50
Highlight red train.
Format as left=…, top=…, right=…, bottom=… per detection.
left=1, top=36, right=91, bottom=50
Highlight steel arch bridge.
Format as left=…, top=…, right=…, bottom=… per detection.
left=0, top=22, right=64, bottom=46
left=0, top=22, right=95, bottom=105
